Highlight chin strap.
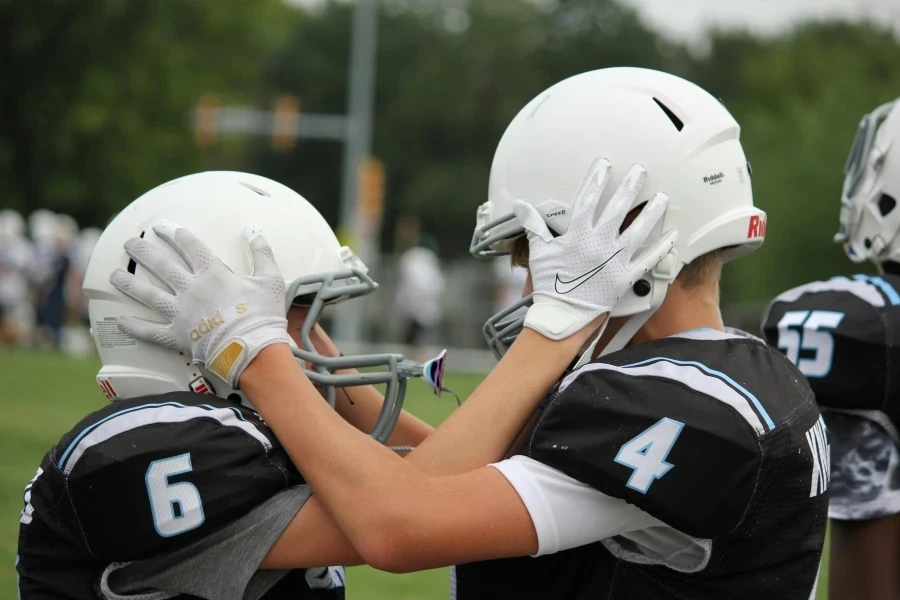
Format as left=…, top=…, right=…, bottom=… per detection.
left=577, top=276, right=673, bottom=366
left=599, top=309, right=656, bottom=357
left=597, top=251, right=681, bottom=360
left=573, top=318, right=610, bottom=370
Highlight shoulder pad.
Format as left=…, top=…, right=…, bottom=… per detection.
left=43, top=393, right=298, bottom=560
left=762, top=275, right=900, bottom=416
left=527, top=334, right=811, bottom=538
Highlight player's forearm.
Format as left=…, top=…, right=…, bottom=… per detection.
left=241, top=345, right=432, bottom=554
left=241, top=326, right=599, bottom=557
left=261, top=496, right=366, bottom=569
left=406, top=325, right=598, bottom=476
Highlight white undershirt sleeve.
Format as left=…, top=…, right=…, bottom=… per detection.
left=491, top=455, right=669, bottom=557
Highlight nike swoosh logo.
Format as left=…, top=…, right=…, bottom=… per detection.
left=554, top=247, right=626, bottom=295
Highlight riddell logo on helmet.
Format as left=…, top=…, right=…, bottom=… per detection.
left=703, top=172, right=725, bottom=185
left=747, top=215, right=767, bottom=239
left=190, top=310, right=224, bottom=341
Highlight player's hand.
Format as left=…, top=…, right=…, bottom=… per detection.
left=109, top=220, right=292, bottom=388
left=513, top=159, right=677, bottom=340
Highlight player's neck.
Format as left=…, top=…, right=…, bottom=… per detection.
left=631, top=280, right=724, bottom=345
left=882, top=261, right=900, bottom=276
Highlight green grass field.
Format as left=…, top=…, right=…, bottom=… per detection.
left=0, top=350, right=829, bottom=598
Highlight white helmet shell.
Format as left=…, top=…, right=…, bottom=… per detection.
left=474, top=68, right=766, bottom=355
left=84, top=171, right=349, bottom=402
left=837, top=98, right=900, bottom=264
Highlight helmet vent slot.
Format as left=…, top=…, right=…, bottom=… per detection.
left=652, top=97, right=683, bottom=132
left=878, top=193, right=896, bottom=217
left=239, top=182, right=270, bottom=197
left=126, top=230, right=146, bottom=274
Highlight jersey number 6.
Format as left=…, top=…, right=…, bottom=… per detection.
left=776, top=310, right=845, bottom=378
left=615, top=418, right=685, bottom=494
left=145, top=453, right=206, bottom=537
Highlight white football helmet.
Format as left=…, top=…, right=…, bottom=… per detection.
left=0, top=210, right=25, bottom=238
left=836, top=98, right=900, bottom=264
left=473, top=68, right=766, bottom=357
left=83, top=172, right=447, bottom=442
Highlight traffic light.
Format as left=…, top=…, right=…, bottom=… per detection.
left=194, top=94, right=220, bottom=148
left=272, top=95, right=301, bottom=151
left=358, top=157, right=385, bottom=219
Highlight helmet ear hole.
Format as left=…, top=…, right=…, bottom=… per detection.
left=878, top=193, right=897, bottom=217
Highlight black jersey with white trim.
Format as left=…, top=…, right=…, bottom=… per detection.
left=16, top=392, right=342, bottom=600
left=762, top=274, right=900, bottom=434
left=453, top=330, right=827, bottom=600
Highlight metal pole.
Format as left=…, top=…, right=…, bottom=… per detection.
left=334, top=0, right=380, bottom=343
left=339, top=0, right=379, bottom=244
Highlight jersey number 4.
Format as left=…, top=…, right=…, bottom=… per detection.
left=776, top=310, right=845, bottom=378
left=145, top=453, right=205, bottom=537
left=615, top=418, right=684, bottom=494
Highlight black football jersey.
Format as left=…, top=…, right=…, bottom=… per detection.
left=762, top=274, right=900, bottom=435
left=454, top=330, right=827, bottom=600
left=17, top=392, right=343, bottom=600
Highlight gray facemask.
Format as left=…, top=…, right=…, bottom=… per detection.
left=470, top=210, right=523, bottom=258
left=482, top=293, right=530, bottom=361
left=471, top=206, right=530, bottom=359
left=285, top=268, right=452, bottom=444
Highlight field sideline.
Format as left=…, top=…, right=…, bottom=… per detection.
left=0, top=350, right=829, bottom=598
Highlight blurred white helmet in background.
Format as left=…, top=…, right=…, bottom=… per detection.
left=473, top=67, right=766, bottom=357
left=83, top=171, right=444, bottom=442
left=0, top=209, right=25, bottom=237
left=55, top=214, right=80, bottom=248
left=28, top=209, right=59, bottom=245
left=836, top=98, right=900, bottom=265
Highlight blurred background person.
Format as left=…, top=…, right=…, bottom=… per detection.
left=0, top=209, right=35, bottom=347
left=394, top=218, right=445, bottom=361
left=30, top=211, right=77, bottom=350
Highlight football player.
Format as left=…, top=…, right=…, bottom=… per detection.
left=0, top=209, right=35, bottom=346
left=115, top=69, right=828, bottom=599
left=763, top=97, right=900, bottom=600
left=15, top=171, right=445, bottom=599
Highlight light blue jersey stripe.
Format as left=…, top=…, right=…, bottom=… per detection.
left=853, top=274, right=900, bottom=306
left=623, top=357, right=776, bottom=431
left=200, top=404, right=248, bottom=422
left=57, top=402, right=187, bottom=469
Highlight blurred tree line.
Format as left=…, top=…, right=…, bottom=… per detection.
left=2, top=0, right=900, bottom=304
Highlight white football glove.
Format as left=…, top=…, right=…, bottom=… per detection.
left=109, top=220, right=292, bottom=388
left=513, top=159, right=678, bottom=341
